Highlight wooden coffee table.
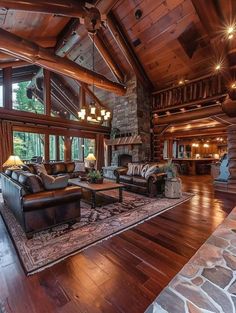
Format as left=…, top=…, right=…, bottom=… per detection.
left=69, top=179, right=124, bottom=209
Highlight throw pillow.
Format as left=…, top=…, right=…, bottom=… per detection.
left=127, top=163, right=135, bottom=176
left=74, top=162, right=86, bottom=172
left=141, top=164, right=150, bottom=177
left=127, top=163, right=145, bottom=176
left=33, top=163, right=47, bottom=175
left=18, top=172, right=44, bottom=193
left=145, top=164, right=158, bottom=179
left=40, top=173, right=68, bottom=190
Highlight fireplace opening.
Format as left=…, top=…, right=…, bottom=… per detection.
left=118, top=154, right=132, bottom=167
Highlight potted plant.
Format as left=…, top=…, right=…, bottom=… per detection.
left=163, top=160, right=182, bottom=198
left=163, top=159, right=177, bottom=179
left=87, top=170, right=104, bottom=184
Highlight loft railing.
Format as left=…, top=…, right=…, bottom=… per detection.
left=152, top=74, right=227, bottom=112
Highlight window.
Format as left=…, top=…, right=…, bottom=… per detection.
left=0, top=84, right=3, bottom=107
left=12, top=81, right=45, bottom=114
left=49, top=135, right=56, bottom=161
left=59, top=136, right=64, bottom=161
left=71, top=137, right=84, bottom=161
left=84, top=138, right=95, bottom=158
left=13, top=131, right=45, bottom=161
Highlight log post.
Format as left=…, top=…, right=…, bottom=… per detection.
left=227, top=125, right=236, bottom=193
left=3, top=67, right=12, bottom=110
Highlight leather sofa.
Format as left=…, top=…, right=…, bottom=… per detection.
left=1, top=166, right=82, bottom=238
left=114, top=164, right=166, bottom=196
left=24, top=161, right=87, bottom=179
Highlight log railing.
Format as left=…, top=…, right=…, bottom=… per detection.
left=152, top=74, right=227, bottom=112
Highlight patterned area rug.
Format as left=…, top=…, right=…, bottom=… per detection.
left=0, top=191, right=192, bottom=275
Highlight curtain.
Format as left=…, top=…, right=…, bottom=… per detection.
left=0, top=121, right=13, bottom=171
left=96, top=134, right=104, bottom=170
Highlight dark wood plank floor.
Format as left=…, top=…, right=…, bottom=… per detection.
left=0, top=175, right=235, bottom=313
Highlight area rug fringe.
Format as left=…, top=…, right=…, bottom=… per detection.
left=27, top=195, right=193, bottom=275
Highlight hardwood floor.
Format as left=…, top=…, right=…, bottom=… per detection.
left=0, top=175, right=235, bottom=313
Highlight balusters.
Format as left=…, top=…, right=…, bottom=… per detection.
left=152, top=74, right=225, bottom=111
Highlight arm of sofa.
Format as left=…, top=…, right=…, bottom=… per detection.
left=114, top=167, right=128, bottom=183
left=147, top=173, right=166, bottom=196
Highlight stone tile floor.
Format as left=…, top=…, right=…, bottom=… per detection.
left=145, top=206, right=236, bottom=313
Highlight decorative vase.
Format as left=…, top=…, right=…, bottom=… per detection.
left=164, top=177, right=182, bottom=198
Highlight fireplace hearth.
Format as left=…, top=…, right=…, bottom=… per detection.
left=118, top=154, right=132, bottom=167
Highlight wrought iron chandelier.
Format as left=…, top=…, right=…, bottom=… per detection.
left=78, top=10, right=111, bottom=123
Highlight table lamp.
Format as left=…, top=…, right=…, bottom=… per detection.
left=85, top=153, right=96, bottom=169
left=2, top=155, right=24, bottom=169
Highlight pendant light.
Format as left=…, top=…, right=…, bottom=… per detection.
left=78, top=12, right=111, bottom=124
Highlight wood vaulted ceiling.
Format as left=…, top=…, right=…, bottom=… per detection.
left=0, top=0, right=234, bottom=98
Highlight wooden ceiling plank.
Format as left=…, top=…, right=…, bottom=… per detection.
left=0, top=27, right=126, bottom=95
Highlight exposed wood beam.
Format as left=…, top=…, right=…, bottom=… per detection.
left=55, top=18, right=124, bottom=83
left=0, top=27, right=126, bottom=95
left=154, top=105, right=223, bottom=125
left=3, top=67, right=12, bottom=109
left=0, top=107, right=110, bottom=134
left=0, top=0, right=87, bottom=19
left=161, top=127, right=227, bottom=138
left=43, top=69, right=51, bottom=116
left=107, top=11, right=152, bottom=89
left=88, top=31, right=124, bottom=83
left=152, top=94, right=227, bottom=114
left=55, top=19, right=81, bottom=57
left=191, top=0, right=220, bottom=37
left=0, top=60, right=29, bottom=69
left=81, top=83, right=109, bottom=110
left=191, top=0, right=231, bottom=82
left=95, top=0, right=120, bottom=14
left=13, top=124, right=97, bottom=139
left=80, top=86, right=86, bottom=107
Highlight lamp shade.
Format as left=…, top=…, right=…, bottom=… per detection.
left=3, top=155, right=24, bottom=168
left=85, top=153, right=96, bottom=161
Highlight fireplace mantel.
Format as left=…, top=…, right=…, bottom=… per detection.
left=106, top=135, right=142, bottom=148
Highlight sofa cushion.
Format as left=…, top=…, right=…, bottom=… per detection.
left=119, top=175, right=133, bottom=183
left=132, top=176, right=147, bottom=187
left=21, top=164, right=32, bottom=173
left=65, top=162, right=75, bottom=173
left=52, top=162, right=66, bottom=175
left=33, top=163, right=47, bottom=175
left=26, top=164, right=37, bottom=174
left=40, top=173, right=69, bottom=190
left=22, top=186, right=81, bottom=211
left=11, top=170, right=25, bottom=181
left=5, top=168, right=14, bottom=177
left=44, top=163, right=53, bottom=175
left=18, top=172, right=44, bottom=193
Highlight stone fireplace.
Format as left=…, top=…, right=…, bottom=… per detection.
left=109, top=77, right=151, bottom=166
left=118, top=154, right=132, bottom=167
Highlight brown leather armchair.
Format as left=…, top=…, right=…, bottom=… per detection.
left=1, top=169, right=81, bottom=238
left=114, top=166, right=166, bottom=197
